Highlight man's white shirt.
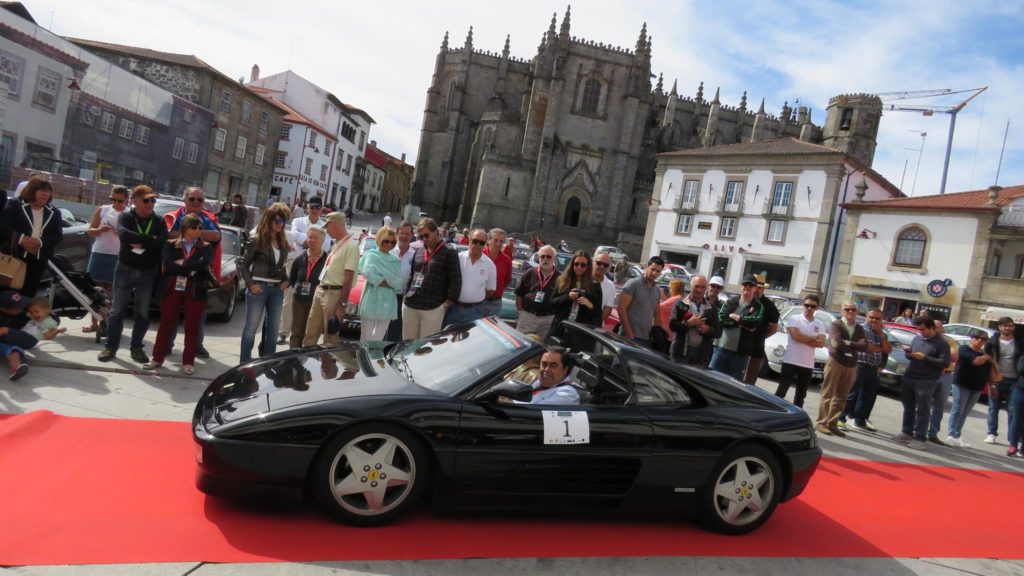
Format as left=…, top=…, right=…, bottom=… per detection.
left=457, top=250, right=497, bottom=303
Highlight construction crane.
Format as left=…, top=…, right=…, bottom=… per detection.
left=874, top=87, right=988, bottom=194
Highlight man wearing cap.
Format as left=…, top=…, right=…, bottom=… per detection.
left=444, top=228, right=496, bottom=326
left=99, top=185, right=168, bottom=363
left=403, top=218, right=461, bottom=339
left=710, top=274, right=764, bottom=380
left=591, top=251, right=617, bottom=323
left=302, top=211, right=358, bottom=346
left=742, top=274, right=780, bottom=384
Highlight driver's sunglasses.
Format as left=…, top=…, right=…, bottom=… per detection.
left=594, top=261, right=610, bottom=268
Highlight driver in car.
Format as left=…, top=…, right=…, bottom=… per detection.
left=500, top=346, right=579, bottom=405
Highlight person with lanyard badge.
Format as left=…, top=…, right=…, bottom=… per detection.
left=286, top=226, right=327, bottom=348
left=591, top=251, right=617, bottom=324
left=83, top=185, right=128, bottom=333
left=401, top=218, right=461, bottom=340
left=142, top=214, right=213, bottom=375
left=357, top=227, right=402, bottom=342
left=514, top=245, right=560, bottom=338
left=483, top=227, right=513, bottom=320
left=385, top=221, right=416, bottom=342
left=444, top=228, right=497, bottom=327
left=549, top=250, right=603, bottom=335
left=237, top=204, right=292, bottom=363
left=98, top=186, right=168, bottom=363
left=302, top=211, right=359, bottom=347
left=163, top=187, right=221, bottom=359
left=0, top=176, right=62, bottom=298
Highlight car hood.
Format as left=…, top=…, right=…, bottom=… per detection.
left=201, top=342, right=434, bottom=427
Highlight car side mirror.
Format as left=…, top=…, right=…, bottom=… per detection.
left=477, top=379, right=532, bottom=403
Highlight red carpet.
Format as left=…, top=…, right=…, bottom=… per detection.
left=1, top=410, right=1022, bottom=566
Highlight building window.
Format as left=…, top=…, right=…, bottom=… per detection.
left=358, top=130, right=366, bottom=151
left=235, top=136, right=247, bottom=159
left=220, top=90, right=232, bottom=113
left=580, top=78, right=600, bottom=113
left=241, top=100, right=252, bottom=123
left=255, top=144, right=265, bottom=166
left=184, top=109, right=193, bottom=123
left=766, top=219, right=786, bottom=243
left=324, top=140, right=333, bottom=157
left=259, top=111, right=269, bottom=132
left=274, top=151, right=287, bottom=168
left=187, top=142, right=198, bottom=164
left=280, top=124, right=291, bottom=141
left=320, top=165, right=328, bottom=181
left=213, top=128, right=227, bottom=151
left=840, top=108, right=853, bottom=130
left=344, top=154, right=353, bottom=174
left=679, top=180, right=699, bottom=211
left=723, top=181, right=743, bottom=212
left=308, top=131, right=317, bottom=148
left=0, top=49, right=25, bottom=97
left=341, top=122, right=356, bottom=142
left=172, top=137, right=185, bottom=160
left=675, top=213, right=692, bottom=235
left=32, top=67, right=61, bottom=111
left=118, top=119, right=134, bottom=140
left=770, top=181, right=793, bottom=215
left=893, top=226, right=927, bottom=268
left=100, top=112, right=116, bottom=133
left=304, top=157, right=313, bottom=176
left=135, top=126, right=150, bottom=145
left=335, top=151, right=344, bottom=170
left=743, top=260, right=794, bottom=292
left=719, top=216, right=736, bottom=238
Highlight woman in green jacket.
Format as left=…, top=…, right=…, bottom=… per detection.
left=358, top=227, right=402, bottom=342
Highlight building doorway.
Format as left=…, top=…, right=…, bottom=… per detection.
left=563, top=196, right=581, bottom=227
left=711, top=256, right=730, bottom=283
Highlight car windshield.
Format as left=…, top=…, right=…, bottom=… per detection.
left=389, top=319, right=531, bottom=395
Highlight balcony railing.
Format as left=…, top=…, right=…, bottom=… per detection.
left=717, top=195, right=742, bottom=214
left=677, top=193, right=700, bottom=212
left=997, top=209, right=1024, bottom=226
left=762, top=197, right=793, bottom=218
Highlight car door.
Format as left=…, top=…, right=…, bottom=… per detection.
left=454, top=377, right=653, bottom=510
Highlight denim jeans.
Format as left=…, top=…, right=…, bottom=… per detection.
left=384, top=294, right=404, bottom=342
left=987, top=380, right=1015, bottom=437
left=483, top=298, right=502, bottom=319
left=843, top=363, right=881, bottom=425
left=901, top=376, right=937, bottom=441
left=1008, top=384, right=1024, bottom=449
left=928, top=372, right=953, bottom=438
left=240, top=285, right=284, bottom=364
left=105, top=263, right=158, bottom=353
left=948, top=385, right=983, bottom=439
left=709, top=347, right=749, bottom=381
left=443, top=301, right=485, bottom=327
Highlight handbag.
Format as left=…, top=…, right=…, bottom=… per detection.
left=0, top=233, right=26, bottom=290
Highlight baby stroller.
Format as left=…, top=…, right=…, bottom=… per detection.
left=38, top=258, right=111, bottom=344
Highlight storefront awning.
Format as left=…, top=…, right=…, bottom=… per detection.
left=981, top=306, right=1024, bottom=324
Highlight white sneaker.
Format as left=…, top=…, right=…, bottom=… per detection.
left=847, top=421, right=862, bottom=431
left=985, top=434, right=997, bottom=445
left=945, top=436, right=962, bottom=447
left=862, top=420, right=878, bottom=432
left=960, top=439, right=971, bottom=448
left=907, top=439, right=928, bottom=451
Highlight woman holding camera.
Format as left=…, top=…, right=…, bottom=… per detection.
left=549, top=250, right=603, bottom=336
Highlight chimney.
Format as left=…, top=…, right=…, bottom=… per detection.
left=250, top=64, right=260, bottom=83
left=401, top=153, right=406, bottom=163
left=370, top=140, right=377, bottom=148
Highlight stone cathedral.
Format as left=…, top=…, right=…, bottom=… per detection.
left=411, top=7, right=882, bottom=253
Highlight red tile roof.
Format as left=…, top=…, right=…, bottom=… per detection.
left=260, top=96, right=333, bottom=138
left=364, top=145, right=388, bottom=169
left=844, top=184, right=1024, bottom=212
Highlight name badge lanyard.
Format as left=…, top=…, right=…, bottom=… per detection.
left=305, top=254, right=321, bottom=283
left=319, top=234, right=349, bottom=281
left=535, top=268, right=555, bottom=295
left=421, top=243, right=441, bottom=269
left=136, top=218, right=153, bottom=236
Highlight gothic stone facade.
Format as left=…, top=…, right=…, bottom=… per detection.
left=412, top=9, right=882, bottom=254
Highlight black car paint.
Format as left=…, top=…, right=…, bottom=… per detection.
left=194, top=320, right=820, bottom=521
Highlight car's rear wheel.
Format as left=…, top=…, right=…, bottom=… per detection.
left=700, top=444, right=782, bottom=535
left=312, top=423, right=427, bottom=526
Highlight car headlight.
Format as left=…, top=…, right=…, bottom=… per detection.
left=772, top=345, right=785, bottom=358
left=345, top=302, right=358, bottom=315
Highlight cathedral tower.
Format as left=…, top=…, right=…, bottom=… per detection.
left=822, top=93, right=882, bottom=166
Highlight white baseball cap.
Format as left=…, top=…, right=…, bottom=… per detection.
left=709, top=275, right=725, bottom=287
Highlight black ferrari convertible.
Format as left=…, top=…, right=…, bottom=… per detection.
left=193, top=319, right=821, bottom=534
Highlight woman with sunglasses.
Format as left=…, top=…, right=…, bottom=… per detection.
left=83, top=185, right=129, bottom=332
left=549, top=250, right=603, bottom=335
left=238, top=203, right=292, bottom=363
left=143, top=214, right=213, bottom=375
left=357, top=227, right=402, bottom=342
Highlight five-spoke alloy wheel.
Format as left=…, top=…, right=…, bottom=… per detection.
left=701, top=444, right=782, bottom=535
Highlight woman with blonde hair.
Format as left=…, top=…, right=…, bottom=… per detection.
left=357, top=226, right=401, bottom=341
left=660, top=278, right=686, bottom=343
left=238, top=202, right=292, bottom=362
left=549, top=250, right=603, bottom=334
left=143, top=214, right=213, bottom=374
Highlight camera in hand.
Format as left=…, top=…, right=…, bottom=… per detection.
left=578, top=289, right=587, bottom=297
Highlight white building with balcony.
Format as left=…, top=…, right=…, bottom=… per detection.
left=833, top=184, right=1024, bottom=326
left=246, top=68, right=374, bottom=209
left=641, top=138, right=901, bottom=302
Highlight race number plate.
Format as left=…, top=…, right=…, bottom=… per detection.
left=542, top=410, right=590, bottom=445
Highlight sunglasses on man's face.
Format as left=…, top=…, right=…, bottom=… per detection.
left=471, top=239, right=486, bottom=246
left=843, top=308, right=858, bottom=312
left=539, top=254, right=554, bottom=260
left=187, top=197, right=204, bottom=203
left=594, top=261, right=610, bottom=268
left=804, top=303, right=818, bottom=309
left=140, top=197, right=156, bottom=204
left=418, top=232, right=432, bottom=240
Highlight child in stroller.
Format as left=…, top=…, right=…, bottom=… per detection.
left=38, top=257, right=111, bottom=343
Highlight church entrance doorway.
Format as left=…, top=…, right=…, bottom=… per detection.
left=563, top=196, right=581, bottom=227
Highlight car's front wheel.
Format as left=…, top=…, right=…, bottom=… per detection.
left=311, top=423, right=428, bottom=526
left=700, top=444, right=782, bottom=535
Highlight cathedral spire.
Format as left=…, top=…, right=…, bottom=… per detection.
left=739, top=91, right=747, bottom=111
left=757, top=98, right=765, bottom=114
left=711, top=87, right=720, bottom=105
left=549, top=12, right=557, bottom=36
left=635, top=22, right=648, bottom=53
left=559, top=5, right=571, bottom=40
left=656, top=73, right=664, bottom=94
left=502, top=34, right=510, bottom=59
left=441, top=31, right=449, bottom=50
left=670, top=79, right=678, bottom=96
left=696, top=81, right=704, bottom=103
left=465, top=26, right=474, bottom=51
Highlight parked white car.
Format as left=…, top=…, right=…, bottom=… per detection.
left=594, top=245, right=628, bottom=264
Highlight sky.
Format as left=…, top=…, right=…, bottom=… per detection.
left=28, top=0, right=1024, bottom=196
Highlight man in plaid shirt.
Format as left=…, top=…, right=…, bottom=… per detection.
left=839, top=309, right=891, bottom=432
left=402, top=218, right=461, bottom=339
